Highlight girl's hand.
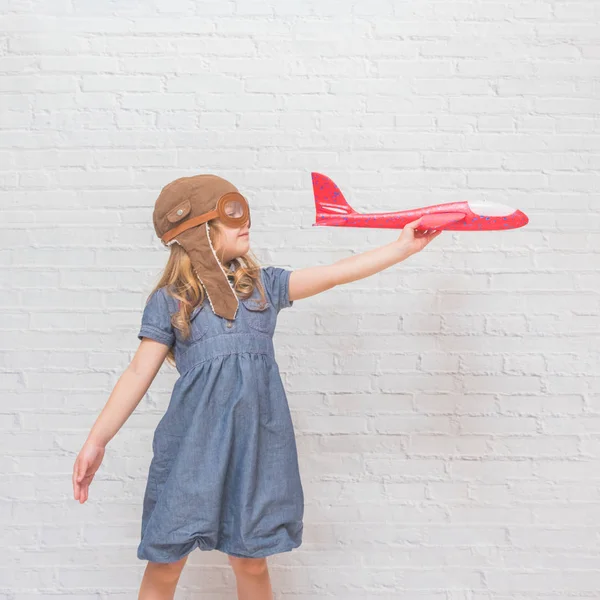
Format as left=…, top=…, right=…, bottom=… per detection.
left=72, top=441, right=105, bottom=504
left=396, top=217, right=443, bottom=256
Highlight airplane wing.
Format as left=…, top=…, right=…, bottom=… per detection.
left=417, top=212, right=466, bottom=230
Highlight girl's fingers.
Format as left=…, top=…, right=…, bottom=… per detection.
left=405, top=217, right=423, bottom=230
left=73, top=456, right=91, bottom=501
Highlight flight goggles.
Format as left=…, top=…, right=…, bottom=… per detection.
left=160, top=192, right=251, bottom=245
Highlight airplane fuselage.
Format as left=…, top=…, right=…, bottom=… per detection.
left=314, top=201, right=528, bottom=231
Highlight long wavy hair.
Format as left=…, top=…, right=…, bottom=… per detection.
left=145, top=220, right=267, bottom=367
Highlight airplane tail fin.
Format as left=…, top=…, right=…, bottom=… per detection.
left=311, top=172, right=357, bottom=224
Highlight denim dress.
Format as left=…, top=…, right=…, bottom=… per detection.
left=136, top=266, right=304, bottom=562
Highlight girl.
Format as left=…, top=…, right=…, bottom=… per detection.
left=72, top=173, right=441, bottom=600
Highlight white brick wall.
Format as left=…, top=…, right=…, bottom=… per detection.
left=1, top=0, right=599, bottom=597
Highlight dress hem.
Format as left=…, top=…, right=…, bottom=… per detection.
left=137, top=537, right=302, bottom=563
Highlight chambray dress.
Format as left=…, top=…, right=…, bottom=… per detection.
left=136, top=266, right=304, bottom=562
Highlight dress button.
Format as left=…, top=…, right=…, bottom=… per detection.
left=226, top=321, right=233, bottom=328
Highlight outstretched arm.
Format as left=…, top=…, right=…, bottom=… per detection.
left=288, top=217, right=441, bottom=302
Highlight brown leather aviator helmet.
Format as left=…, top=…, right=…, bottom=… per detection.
left=153, top=174, right=251, bottom=321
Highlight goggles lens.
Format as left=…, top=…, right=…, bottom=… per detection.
left=224, top=198, right=245, bottom=219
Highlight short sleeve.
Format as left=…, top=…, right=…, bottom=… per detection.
left=261, top=266, right=294, bottom=312
left=137, top=287, right=175, bottom=347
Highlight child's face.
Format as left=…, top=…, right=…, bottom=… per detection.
left=211, top=219, right=250, bottom=264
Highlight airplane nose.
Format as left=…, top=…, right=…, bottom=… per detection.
left=467, top=202, right=529, bottom=228
left=513, top=209, right=529, bottom=226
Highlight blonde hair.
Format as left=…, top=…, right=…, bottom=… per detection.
left=146, top=220, right=267, bottom=367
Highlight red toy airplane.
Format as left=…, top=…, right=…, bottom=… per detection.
left=311, top=172, right=529, bottom=231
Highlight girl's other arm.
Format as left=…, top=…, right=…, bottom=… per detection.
left=289, top=217, right=442, bottom=301
left=72, top=338, right=170, bottom=503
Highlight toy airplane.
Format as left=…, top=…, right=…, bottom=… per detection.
left=311, top=172, right=529, bottom=231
